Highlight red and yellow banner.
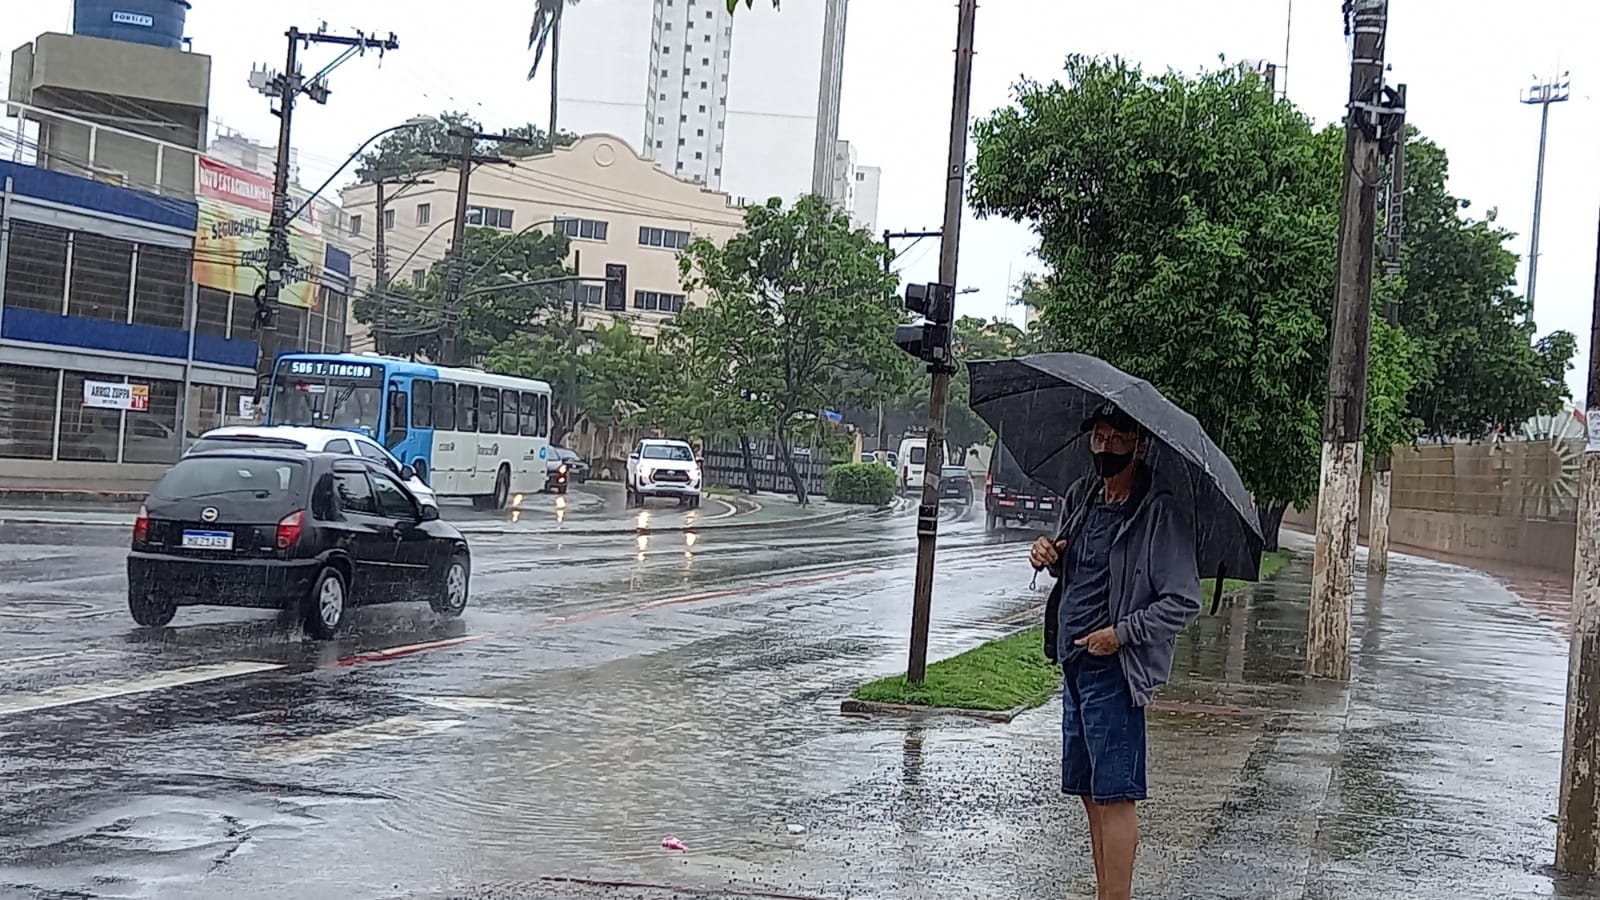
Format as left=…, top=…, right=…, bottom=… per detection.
left=193, top=157, right=326, bottom=310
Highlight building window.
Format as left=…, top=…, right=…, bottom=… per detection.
left=702, top=58, right=709, bottom=65
left=131, top=244, right=190, bottom=330
left=5, top=221, right=69, bottom=314
left=682, top=90, right=690, bottom=99
left=58, top=371, right=126, bottom=463
left=0, top=364, right=59, bottom=460
left=661, top=68, right=669, bottom=77
left=704, top=34, right=711, bottom=43
left=466, top=205, right=514, bottom=229
left=695, top=151, right=703, bottom=160
left=700, top=80, right=708, bottom=89
left=683, top=66, right=691, bottom=75
left=705, top=9, right=712, bottom=17
left=633, top=290, right=686, bottom=314
left=578, top=283, right=604, bottom=307
left=383, top=208, right=396, bottom=231
left=680, top=114, right=687, bottom=122
left=659, top=92, right=667, bottom=100
left=658, top=116, right=665, bottom=124
left=68, top=233, right=133, bottom=323
left=714, top=167, right=721, bottom=176
left=720, top=96, right=726, bottom=106
left=656, top=140, right=664, bottom=148
left=195, top=286, right=230, bottom=338
left=678, top=138, right=686, bottom=146
left=721, top=73, right=728, bottom=82
left=675, top=161, right=684, bottom=170
left=638, top=227, right=691, bottom=251
left=350, top=215, right=363, bottom=236
left=699, top=105, right=706, bottom=112
left=416, top=203, right=431, bottom=226
left=555, top=217, right=609, bottom=241
left=722, top=49, right=730, bottom=59
left=412, top=269, right=426, bottom=289
left=696, top=128, right=704, bottom=137
left=664, top=20, right=672, bottom=30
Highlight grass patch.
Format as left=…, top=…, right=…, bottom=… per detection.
left=852, top=626, right=1059, bottom=712
left=852, top=549, right=1298, bottom=713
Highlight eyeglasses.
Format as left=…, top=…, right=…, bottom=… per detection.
left=1089, top=430, right=1139, bottom=453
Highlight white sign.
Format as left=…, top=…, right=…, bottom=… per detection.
left=83, top=380, right=149, bottom=412
left=111, top=11, right=156, bottom=27
left=238, top=396, right=257, bottom=419
left=1587, top=409, right=1600, bottom=453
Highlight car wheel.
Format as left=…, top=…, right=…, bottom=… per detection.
left=431, top=552, right=471, bottom=617
left=556, top=484, right=568, bottom=495
left=303, top=566, right=347, bottom=640
left=688, top=496, right=701, bottom=510
left=985, top=509, right=999, bottom=533
left=127, top=590, right=175, bottom=627
left=492, top=466, right=511, bottom=511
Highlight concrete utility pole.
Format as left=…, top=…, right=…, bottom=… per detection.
left=568, top=248, right=581, bottom=439
left=1309, top=0, right=1402, bottom=680
left=905, top=0, right=976, bottom=684
left=882, top=227, right=942, bottom=463
left=1521, top=73, right=1571, bottom=322
left=1368, top=82, right=1407, bottom=577
left=1557, top=208, right=1600, bottom=874
left=432, top=127, right=533, bottom=366
left=259, top=26, right=398, bottom=382
left=372, top=172, right=431, bottom=353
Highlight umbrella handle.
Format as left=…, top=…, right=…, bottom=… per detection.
left=1208, top=565, right=1225, bottom=615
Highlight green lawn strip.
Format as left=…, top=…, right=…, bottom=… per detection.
left=852, top=549, right=1297, bottom=713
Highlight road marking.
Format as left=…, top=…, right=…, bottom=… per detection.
left=255, top=714, right=465, bottom=763
left=409, top=694, right=538, bottom=714
left=0, top=649, right=115, bottom=672
left=0, top=661, right=283, bottom=718
left=327, top=634, right=493, bottom=668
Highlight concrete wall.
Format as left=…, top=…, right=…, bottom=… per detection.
left=1284, top=439, right=1581, bottom=575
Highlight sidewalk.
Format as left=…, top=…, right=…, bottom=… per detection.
left=757, top=531, right=1592, bottom=899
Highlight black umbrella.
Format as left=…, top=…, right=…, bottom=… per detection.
left=968, top=353, right=1263, bottom=601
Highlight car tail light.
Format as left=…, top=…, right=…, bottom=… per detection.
left=985, top=471, right=995, bottom=495
left=276, top=510, right=305, bottom=550
left=133, top=504, right=149, bottom=544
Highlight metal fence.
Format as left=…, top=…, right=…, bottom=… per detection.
left=702, top=437, right=834, bottom=495
left=1391, top=438, right=1582, bottom=522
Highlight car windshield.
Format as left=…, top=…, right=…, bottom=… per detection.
left=642, top=444, right=694, bottom=461
left=153, top=456, right=305, bottom=501
left=942, top=466, right=968, bottom=477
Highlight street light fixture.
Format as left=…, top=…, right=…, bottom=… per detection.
left=289, top=115, right=437, bottom=223
left=1520, top=72, right=1570, bottom=321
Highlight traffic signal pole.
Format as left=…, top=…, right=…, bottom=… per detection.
left=905, top=0, right=976, bottom=684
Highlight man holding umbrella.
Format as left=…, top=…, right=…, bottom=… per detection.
left=1029, top=402, right=1202, bottom=900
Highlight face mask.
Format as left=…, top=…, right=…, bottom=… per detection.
left=1093, top=450, right=1134, bottom=478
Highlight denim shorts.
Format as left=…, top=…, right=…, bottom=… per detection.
left=1061, top=651, right=1147, bottom=803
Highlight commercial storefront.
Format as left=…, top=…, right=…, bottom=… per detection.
left=0, top=158, right=351, bottom=482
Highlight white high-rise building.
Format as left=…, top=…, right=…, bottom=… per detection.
left=552, top=0, right=849, bottom=204
left=853, top=165, right=881, bottom=233
left=824, top=140, right=880, bottom=233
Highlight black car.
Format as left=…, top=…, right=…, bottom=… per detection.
left=127, top=449, right=472, bottom=639
left=985, top=441, right=1064, bottom=533
left=545, top=447, right=589, bottom=493
left=939, top=465, right=974, bottom=505
left=553, top=447, right=589, bottom=483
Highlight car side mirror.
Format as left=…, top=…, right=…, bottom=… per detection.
left=418, top=503, right=439, bottom=522
left=400, top=464, right=417, bottom=481
left=629, top=453, right=640, bottom=460
left=695, top=456, right=704, bottom=465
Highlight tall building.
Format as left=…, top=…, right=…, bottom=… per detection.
left=853, top=165, right=881, bottom=234
left=552, top=0, right=849, bottom=205
left=824, top=140, right=879, bottom=233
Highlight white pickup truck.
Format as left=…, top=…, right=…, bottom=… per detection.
left=625, top=438, right=703, bottom=509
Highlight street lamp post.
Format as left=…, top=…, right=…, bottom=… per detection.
left=289, top=115, right=437, bottom=224
left=1521, top=73, right=1570, bottom=322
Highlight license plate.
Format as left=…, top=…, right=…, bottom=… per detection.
left=181, top=529, right=234, bottom=550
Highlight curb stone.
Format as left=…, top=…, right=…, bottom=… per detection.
left=838, top=697, right=1034, bottom=724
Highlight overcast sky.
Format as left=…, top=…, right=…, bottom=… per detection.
left=7, top=1, right=1598, bottom=397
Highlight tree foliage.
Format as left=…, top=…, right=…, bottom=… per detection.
left=351, top=226, right=570, bottom=363
left=485, top=321, right=671, bottom=444
left=669, top=195, right=902, bottom=502
left=356, top=111, right=578, bottom=182
left=971, top=56, right=1352, bottom=509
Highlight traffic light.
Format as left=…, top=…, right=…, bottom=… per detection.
left=894, top=281, right=955, bottom=373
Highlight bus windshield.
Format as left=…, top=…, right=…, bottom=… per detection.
left=268, top=359, right=385, bottom=431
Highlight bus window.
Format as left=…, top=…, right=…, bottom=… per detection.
left=520, top=392, right=537, bottom=436
left=385, top=386, right=409, bottom=449
left=539, top=393, right=550, bottom=437
left=480, top=389, right=500, bottom=434
left=458, top=385, right=478, bottom=432
left=411, top=381, right=433, bottom=429
left=434, top=383, right=457, bottom=431
left=500, top=390, right=519, bottom=435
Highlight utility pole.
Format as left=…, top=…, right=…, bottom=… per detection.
left=371, top=172, right=430, bottom=353
left=1368, top=82, right=1406, bottom=577
left=1521, top=73, right=1571, bottom=322
left=568, top=248, right=581, bottom=439
left=905, top=0, right=976, bottom=684
left=1558, top=207, right=1600, bottom=875
left=883, top=227, right=942, bottom=463
left=432, top=126, right=533, bottom=366
left=257, top=26, right=399, bottom=385
left=1309, top=0, right=1402, bottom=680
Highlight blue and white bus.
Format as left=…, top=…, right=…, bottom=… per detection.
left=266, top=353, right=554, bottom=510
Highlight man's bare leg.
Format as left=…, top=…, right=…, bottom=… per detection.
left=1081, top=796, right=1105, bottom=887
left=1094, top=799, right=1139, bottom=900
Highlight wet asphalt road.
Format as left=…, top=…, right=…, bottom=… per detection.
left=0, top=489, right=1043, bottom=899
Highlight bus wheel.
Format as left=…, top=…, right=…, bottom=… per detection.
left=492, top=465, right=511, bottom=510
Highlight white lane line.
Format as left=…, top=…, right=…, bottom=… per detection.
left=0, top=649, right=115, bottom=672
left=255, top=714, right=465, bottom=763
left=0, top=661, right=284, bottom=718
left=409, top=695, right=538, bottom=714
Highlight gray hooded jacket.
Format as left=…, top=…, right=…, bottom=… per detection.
left=1042, top=469, right=1202, bottom=707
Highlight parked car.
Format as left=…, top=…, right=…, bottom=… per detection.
left=896, top=437, right=953, bottom=495
left=546, top=447, right=588, bottom=492
left=127, top=449, right=470, bottom=638
left=939, top=465, right=974, bottom=505
left=626, top=439, right=702, bottom=509
left=187, top=425, right=436, bottom=509
left=985, top=441, right=1064, bottom=533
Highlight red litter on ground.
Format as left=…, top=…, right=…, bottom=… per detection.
left=661, top=835, right=687, bottom=852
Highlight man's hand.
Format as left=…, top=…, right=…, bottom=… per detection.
left=1075, top=626, right=1121, bottom=656
left=1030, top=536, right=1069, bottom=570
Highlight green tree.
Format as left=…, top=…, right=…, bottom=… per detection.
left=352, top=226, right=570, bottom=363
left=671, top=195, right=901, bottom=503
left=1394, top=133, right=1576, bottom=438
left=356, top=112, right=577, bottom=182
left=970, top=56, right=1369, bottom=516
left=485, top=320, right=670, bottom=444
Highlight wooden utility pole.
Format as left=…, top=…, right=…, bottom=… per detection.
left=1557, top=208, right=1600, bottom=874
left=1368, top=82, right=1406, bottom=577
left=906, top=0, right=976, bottom=684
left=1308, top=0, right=1397, bottom=680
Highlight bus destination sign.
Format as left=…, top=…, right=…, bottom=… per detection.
left=285, top=360, right=380, bottom=380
